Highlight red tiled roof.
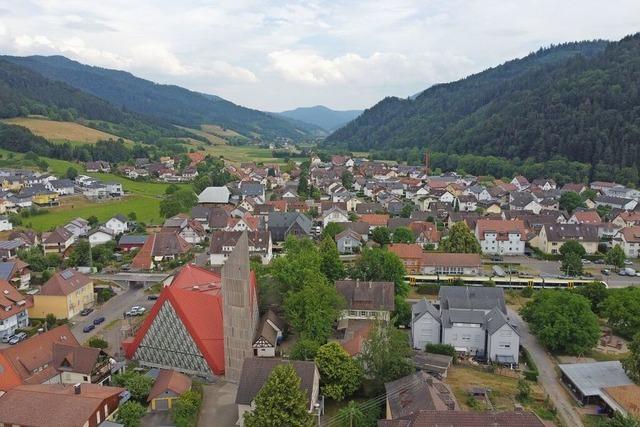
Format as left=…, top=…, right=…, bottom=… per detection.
left=422, top=252, right=482, bottom=268
left=148, top=369, right=192, bottom=401
left=572, top=210, right=602, bottom=224
left=621, top=226, right=640, bottom=244
left=0, top=325, right=79, bottom=390
left=388, top=243, right=423, bottom=260
left=123, top=264, right=257, bottom=376
left=359, top=214, right=389, bottom=226
left=40, top=270, right=91, bottom=296
left=0, top=280, right=32, bottom=321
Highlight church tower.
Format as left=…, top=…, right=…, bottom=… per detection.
left=222, top=232, right=256, bottom=382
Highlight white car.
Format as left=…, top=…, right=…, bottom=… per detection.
left=624, top=260, right=633, bottom=265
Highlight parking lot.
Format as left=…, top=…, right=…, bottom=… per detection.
left=496, top=255, right=640, bottom=288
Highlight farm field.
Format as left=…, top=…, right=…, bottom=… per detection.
left=25, top=195, right=160, bottom=231
left=1, top=117, right=130, bottom=145
left=202, top=144, right=305, bottom=165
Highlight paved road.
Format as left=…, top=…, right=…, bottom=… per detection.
left=508, top=308, right=584, bottom=427
left=70, top=286, right=154, bottom=356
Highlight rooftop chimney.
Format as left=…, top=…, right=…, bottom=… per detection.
left=73, top=383, right=81, bottom=395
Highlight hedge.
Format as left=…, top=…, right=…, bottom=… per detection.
left=521, top=346, right=539, bottom=381
left=416, top=284, right=440, bottom=295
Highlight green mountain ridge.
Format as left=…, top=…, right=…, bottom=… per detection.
left=3, top=55, right=319, bottom=141
left=277, top=105, right=362, bottom=132
left=326, top=37, right=640, bottom=169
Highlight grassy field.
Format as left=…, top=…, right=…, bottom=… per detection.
left=1, top=117, right=130, bottom=145
left=83, top=171, right=189, bottom=197
left=25, top=195, right=161, bottom=231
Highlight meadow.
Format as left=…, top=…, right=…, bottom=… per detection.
left=1, top=117, right=130, bottom=145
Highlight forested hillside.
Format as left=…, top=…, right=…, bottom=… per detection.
left=327, top=37, right=640, bottom=170
left=277, top=105, right=362, bottom=132
left=4, top=55, right=319, bottom=141
left=0, top=58, right=193, bottom=143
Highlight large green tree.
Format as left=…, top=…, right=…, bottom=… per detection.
left=335, top=401, right=380, bottom=427
left=244, top=364, right=314, bottom=427
left=440, top=222, right=481, bottom=253
left=319, top=236, right=345, bottom=282
left=602, top=288, right=640, bottom=339
left=392, top=227, right=415, bottom=243
left=359, top=320, right=414, bottom=389
left=67, top=239, right=92, bottom=267
left=622, top=333, right=640, bottom=384
left=272, top=237, right=322, bottom=293
left=559, top=191, right=585, bottom=214
left=350, top=247, right=408, bottom=297
left=322, top=222, right=345, bottom=240
left=284, top=280, right=344, bottom=343
left=521, top=291, right=600, bottom=354
left=574, top=281, right=608, bottom=313
left=315, top=342, right=363, bottom=401
left=561, top=251, right=583, bottom=276
left=371, top=226, right=391, bottom=246
left=559, top=240, right=587, bottom=258
left=606, top=245, right=627, bottom=269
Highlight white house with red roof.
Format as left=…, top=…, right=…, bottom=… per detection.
left=475, top=219, right=527, bottom=255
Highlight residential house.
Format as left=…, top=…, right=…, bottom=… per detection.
left=105, top=214, right=128, bottom=235
left=267, top=212, right=313, bottom=242
left=596, top=195, right=637, bottom=211
left=32, top=269, right=94, bottom=319
left=335, top=229, right=363, bottom=254
left=568, top=210, right=602, bottom=225
left=0, top=383, right=125, bottom=427
left=613, top=226, right=640, bottom=258
left=531, top=179, right=557, bottom=190
left=0, top=239, right=25, bottom=260
left=410, top=221, right=441, bottom=249
left=88, top=227, right=115, bottom=247
left=0, top=216, right=12, bottom=232
left=240, top=182, right=265, bottom=201
left=163, top=216, right=206, bottom=244
left=359, top=214, right=389, bottom=230
left=82, top=182, right=108, bottom=199
left=612, top=211, right=640, bottom=228
left=42, top=227, right=74, bottom=255
left=209, top=230, right=272, bottom=265
left=379, top=410, right=545, bottom=427
left=46, top=179, right=75, bottom=196
left=0, top=280, right=31, bottom=341
left=321, top=206, right=349, bottom=227
left=85, top=160, right=111, bottom=172
left=509, top=192, right=542, bottom=214
left=475, top=219, right=526, bottom=255
left=252, top=310, right=284, bottom=358
left=533, top=224, right=599, bottom=255
left=235, top=358, right=320, bottom=427
left=411, top=287, right=520, bottom=364
left=118, top=234, right=148, bottom=252
left=511, top=175, right=530, bottom=190
left=0, top=260, right=31, bottom=289
left=53, top=343, right=116, bottom=385
left=0, top=325, right=80, bottom=390
left=384, top=371, right=457, bottom=419
left=64, top=217, right=90, bottom=240
left=335, top=280, right=395, bottom=322
left=147, top=369, right=192, bottom=411
left=9, top=230, right=39, bottom=248
left=131, top=231, right=192, bottom=270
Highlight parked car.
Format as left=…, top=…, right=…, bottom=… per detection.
left=79, top=308, right=94, bottom=316
left=147, top=295, right=159, bottom=300
left=624, top=260, right=633, bottom=265
left=121, top=264, right=131, bottom=271
left=491, top=255, right=503, bottom=262
left=83, top=324, right=95, bottom=333
left=126, top=306, right=147, bottom=317
left=601, top=269, right=610, bottom=276
left=619, top=270, right=627, bottom=276
left=625, top=267, right=636, bottom=276
left=1, top=334, right=13, bottom=343
left=594, top=259, right=605, bottom=264
left=9, top=332, right=27, bottom=345
left=93, top=316, right=106, bottom=325
left=581, top=259, right=591, bottom=264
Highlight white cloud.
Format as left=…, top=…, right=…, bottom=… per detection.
left=268, top=50, right=473, bottom=87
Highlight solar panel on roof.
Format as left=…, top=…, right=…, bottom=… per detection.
left=60, top=270, right=74, bottom=279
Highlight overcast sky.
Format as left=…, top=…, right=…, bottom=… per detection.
left=1, top=1, right=639, bottom=111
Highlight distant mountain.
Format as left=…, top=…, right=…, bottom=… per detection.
left=3, top=55, right=318, bottom=141
left=0, top=58, right=189, bottom=142
left=278, top=105, right=362, bottom=132
left=325, top=38, right=640, bottom=169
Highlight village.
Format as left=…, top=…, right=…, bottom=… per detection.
left=0, top=152, right=638, bottom=427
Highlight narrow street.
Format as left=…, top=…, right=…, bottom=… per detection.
left=70, top=286, right=154, bottom=358
left=508, top=308, right=584, bottom=427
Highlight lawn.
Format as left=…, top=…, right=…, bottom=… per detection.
left=1, top=117, right=131, bottom=145
left=204, top=144, right=305, bottom=165
left=83, top=171, right=190, bottom=197
left=25, top=195, right=161, bottom=231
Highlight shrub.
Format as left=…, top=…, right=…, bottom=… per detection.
left=425, top=343, right=457, bottom=360
left=521, top=287, right=534, bottom=298
left=173, top=389, right=202, bottom=427
left=88, top=336, right=108, bottom=349
left=416, top=284, right=440, bottom=295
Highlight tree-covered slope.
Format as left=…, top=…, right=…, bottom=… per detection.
left=0, top=58, right=193, bottom=143
left=3, top=55, right=318, bottom=141
left=325, top=37, right=640, bottom=167
left=277, top=105, right=362, bottom=132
